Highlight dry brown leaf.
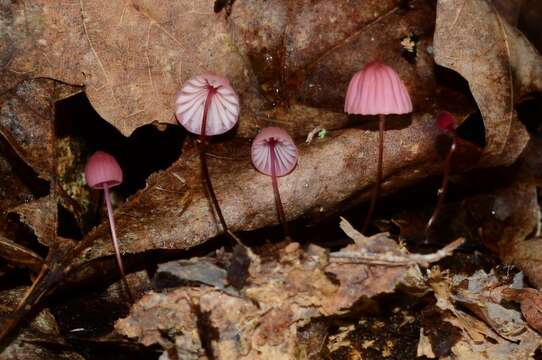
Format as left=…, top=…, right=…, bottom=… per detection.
left=0, top=235, right=43, bottom=273
left=11, top=195, right=56, bottom=246
left=434, top=0, right=542, bottom=164
left=488, top=138, right=542, bottom=287
left=502, top=287, right=542, bottom=334
left=0, top=287, right=84, bottom=360
left=478, top=175, right=538, bottom=250
left=429, top=269, right=541, bottom=359
left=0, top=78, right=88, bottom=247
left=492, top=0, right=526, bottom=25
left=117, top=232, right=458, bottom=359
left=519, top=0, right=542, bottom=51
left=450, top=271, right=527, bottom=341
left=2, top=0, right=476, bottom=138
left=0, top=78, right=81, bottom=181
left=0, top=140, right=35, bottom=240
left=79, top=112, right=529, bottom=263
left=505, top=238, right=542, bottom=289
left=417, top=327, right=436, bottom=358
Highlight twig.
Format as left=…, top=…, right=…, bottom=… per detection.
left=330, top=238, right=464, bottom=267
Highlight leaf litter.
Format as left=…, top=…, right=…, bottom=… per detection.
left=0, top=0, right=542, bottom=358
left=115, top=218, right=463, bottom=359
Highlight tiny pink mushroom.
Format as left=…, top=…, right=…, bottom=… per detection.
left=85, top=151, right=133, bottom=302
left=345, top=60, right=412, bottom=233
left=436, top=111, right=457, bottom=134
left=426, top=112, right=459, bottom=235
left=175, top=74, right=240, bottom=136
left=174, top=74, right=244, bottom=246
left=252, top=127, right=298, bottom=237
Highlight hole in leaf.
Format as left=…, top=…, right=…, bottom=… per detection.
left=456, top=110, right=486, bottom=148
left=54, top=92, right=186, bottom=234
left=57, top=203, right=83, bottom=240
left=516, top=93, right=542, bottom=132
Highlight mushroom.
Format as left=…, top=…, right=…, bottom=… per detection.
left=344, top=61, right=412, bottom=233
left=251, top=127, right=298, bottom=238
left=175, top=74, right=244, bottom=244
left=426, top=111, right=458, bottom=233
left=84, top=151, right=133, bottom=302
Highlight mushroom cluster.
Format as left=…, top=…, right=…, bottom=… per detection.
left=85, top=61, right=463, bottom=302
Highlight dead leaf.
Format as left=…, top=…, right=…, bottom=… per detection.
left=0, top=139, right=35, bottom=240
left=504, top=238, right=542, bottom=289
left=0, top=287, right=84, bottom=360
left=519, top=0, right=542, bottom=51
left=492, top=0, right=526, bottom=25
left=417, top=327, right=436, bottom=358
left=154, top=257, right=239, bottom=296
left=502, top=287, right=542, bottom=334
left=11, top=195, right=56, bottom=246
left=2, top=0, right=477, bottom=138
left=116, top=228, right=458, bottom=359
left=434, top=0, right=542, bottom=164
left=0, top=78, right=90, bottom=247
left=80, top=113, right=523, bottom=263
left=429, top=269, right=541, bottom=359
left=0, top=78, right=80, bottom=181
left=0, top=235, right=43, bottom=273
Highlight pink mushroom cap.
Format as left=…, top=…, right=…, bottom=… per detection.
left=251, top=127, right=298, bottom=177
left=175, top=74, right=240, bottom=136
left=85, top=151, right=123, bottom=189
left=344, top=61, right=412, bottom=115
left=436, top=111, right=457, bottom=133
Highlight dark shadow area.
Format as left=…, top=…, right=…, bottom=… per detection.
left=456, top=110, right=486, bottom=148
left=57, top=203, right=83, bottom=240
left=0, top=136, right=49, bottom=198
left=355, top=113, right=413, bottom=131
left=434, top=66, right=472, bottom=97
left=516, top=93, right=542, bottom=133
left=519, top=0, right=542, bottom=53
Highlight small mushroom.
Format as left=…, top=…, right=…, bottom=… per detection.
left=426, top=111, right=458, bottom=233
left=345, top=61, right=412, bottom=233
left=175, top=74, right=244, bottom=245
left=84, top=151, right=133, bottom=302
left=251, top=127, right=298, bottom=238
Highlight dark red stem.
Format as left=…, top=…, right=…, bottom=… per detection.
left=269, top=140, right=289, bottom=237
left=198, top=87, right=245, bottom=246
left=362, top=114, right=385, bottom=234
left=425, top=132, right=458, bottom=234
left=104, top=184, right=134, bottom=303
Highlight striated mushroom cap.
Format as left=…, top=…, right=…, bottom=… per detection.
left=85, top=151, right=123, bottom=189
left=436, top=111, right=457, bottom=133
left=251, top=127, right=298, bottom=177
left=345, top=61, right=412, bottom=115
left=175, top=74, right=240, bottom=136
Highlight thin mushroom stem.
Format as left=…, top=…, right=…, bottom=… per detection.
left=198, top=88, right=246, bottom=247
left=425, top=132, right=458, bottom=235
left=362, top=114, right=385, bottom=234
left=104, top=184, right=134, bottom=303
left=269, top=140, right=289, bottom=237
